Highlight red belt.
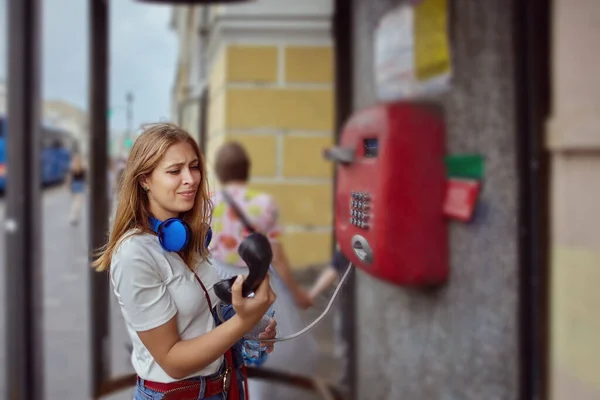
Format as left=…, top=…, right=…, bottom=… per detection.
left=138, top=358, right=232, bottom=399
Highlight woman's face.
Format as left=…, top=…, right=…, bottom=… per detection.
left=142, top=141, right=201, bottom=222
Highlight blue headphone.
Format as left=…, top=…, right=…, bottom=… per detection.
left=149, top=216, right=212, bottom=252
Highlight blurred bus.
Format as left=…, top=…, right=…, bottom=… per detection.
left=0, top=116, right=73, bottom=192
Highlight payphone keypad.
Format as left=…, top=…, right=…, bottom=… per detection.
left=349, top=191, right=371, bottom=229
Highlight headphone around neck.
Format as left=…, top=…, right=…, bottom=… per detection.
left=148, top=216, right=212, bottom=252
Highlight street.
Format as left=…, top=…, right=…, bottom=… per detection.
left=0, top=188, right=339, bottom=400
left=0, top=187, right=134, bottom=400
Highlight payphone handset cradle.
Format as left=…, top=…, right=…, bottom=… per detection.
left=327, top=102, right=449, bottom=287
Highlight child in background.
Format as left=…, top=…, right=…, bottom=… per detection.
left=309, top=247, right=349, bottom=301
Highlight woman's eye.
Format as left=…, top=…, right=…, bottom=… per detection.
left=168, top=170, right=180, bottom=175
left=191, top=165, right=200, bottom=170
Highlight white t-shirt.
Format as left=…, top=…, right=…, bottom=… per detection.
left=110, top=230, right=223, bottom=383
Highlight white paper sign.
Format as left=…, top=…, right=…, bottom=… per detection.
left=374, top=1, right=451, bottom=102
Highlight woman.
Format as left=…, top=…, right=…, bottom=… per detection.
left=66, top=152, right=86, bottom=225
left=209, top=141, right=320, bottom=400
left=93, top=123, right=277, bottom=400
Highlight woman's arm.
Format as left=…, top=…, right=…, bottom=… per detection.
left=137, top=312, right=247, bottom=379
left=271, top=242, right=313, bottom=309
left=136, top=275, right=275, bottom=379
left=258, top=196, right=313, bottom=309
left=308, top=266, right=339, bottom=301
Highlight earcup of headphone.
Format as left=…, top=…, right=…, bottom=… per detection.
left=157, top=218, right=191, bottom=252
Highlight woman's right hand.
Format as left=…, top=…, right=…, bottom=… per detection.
left=231, top=273, right=276, bottom=329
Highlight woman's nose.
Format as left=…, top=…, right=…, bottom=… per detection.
left=181, top=168, right=196, bottom=184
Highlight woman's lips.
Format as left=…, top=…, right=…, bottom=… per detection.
left=178, top=190, right=196, bottom=199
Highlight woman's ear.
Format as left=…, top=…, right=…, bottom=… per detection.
left=139, top=176, right=149, bottom=191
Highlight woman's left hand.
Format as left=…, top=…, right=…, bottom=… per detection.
left=258, top=318, right=277, bottom=354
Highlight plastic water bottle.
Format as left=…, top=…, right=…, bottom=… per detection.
left=242, top=306, right=275, bottom=367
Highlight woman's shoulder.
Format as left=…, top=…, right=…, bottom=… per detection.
left=113, top=230, right=160, bottom=260
left=110, top=230, right=167, bottom=281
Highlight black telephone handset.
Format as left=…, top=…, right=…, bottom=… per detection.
left=213, top=232, right=273, bottom=305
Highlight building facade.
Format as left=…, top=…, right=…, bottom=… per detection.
left=172, top=0, right=336, bottom=269
left=170, top=6, right=208, bottom=142
left=548, top=0, right=600, bottom=398
left=1, top=81, right=88, bottom=158
left=43, top=99, right=89, bottom=158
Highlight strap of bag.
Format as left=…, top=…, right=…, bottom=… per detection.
left=193, top=270, right=247, bottom=400
left=221, top=189, right=256, bottom=234
left=225, top=347, right=247, bottom=400
left=219, top=190, right=254, bottom=399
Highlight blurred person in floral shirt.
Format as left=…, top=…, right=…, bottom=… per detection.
left=209, top=141, right=312, bottom=309
left=209, top=141, right=320, bottom=400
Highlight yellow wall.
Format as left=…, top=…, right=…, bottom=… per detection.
left=548, top=1, right=600, bottom=398
left=549, top=154, right=600, bottom=399
left=551, top=247, right=600, bottom=399
left=206, top=44, right=335, bottom=269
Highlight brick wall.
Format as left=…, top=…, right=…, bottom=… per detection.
left=206, top=44, right=335, bottom=269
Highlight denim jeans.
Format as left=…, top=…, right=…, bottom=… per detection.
left=70, top=179, right=85, bottom=193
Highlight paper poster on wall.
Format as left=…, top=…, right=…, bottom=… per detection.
left=374, top=0, right=452, bottom=102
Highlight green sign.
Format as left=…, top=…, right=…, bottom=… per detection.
left=445, top=154, right=484, bottom=180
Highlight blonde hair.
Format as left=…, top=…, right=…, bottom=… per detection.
left=92, top=123, right=212, bottom=272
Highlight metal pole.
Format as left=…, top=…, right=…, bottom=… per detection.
left=89, top=0, right=111, bottom=397
left=333, top=1, right=356, bottom=399
left=5, top=0, right=44, bottom=398
left=513, top=0, right=551, bottom=398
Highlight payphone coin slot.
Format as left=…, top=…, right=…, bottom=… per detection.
left=351, top=234, right=373, bottom=265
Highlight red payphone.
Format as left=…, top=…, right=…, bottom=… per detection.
left=326, top=102, right=448, bottom=286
